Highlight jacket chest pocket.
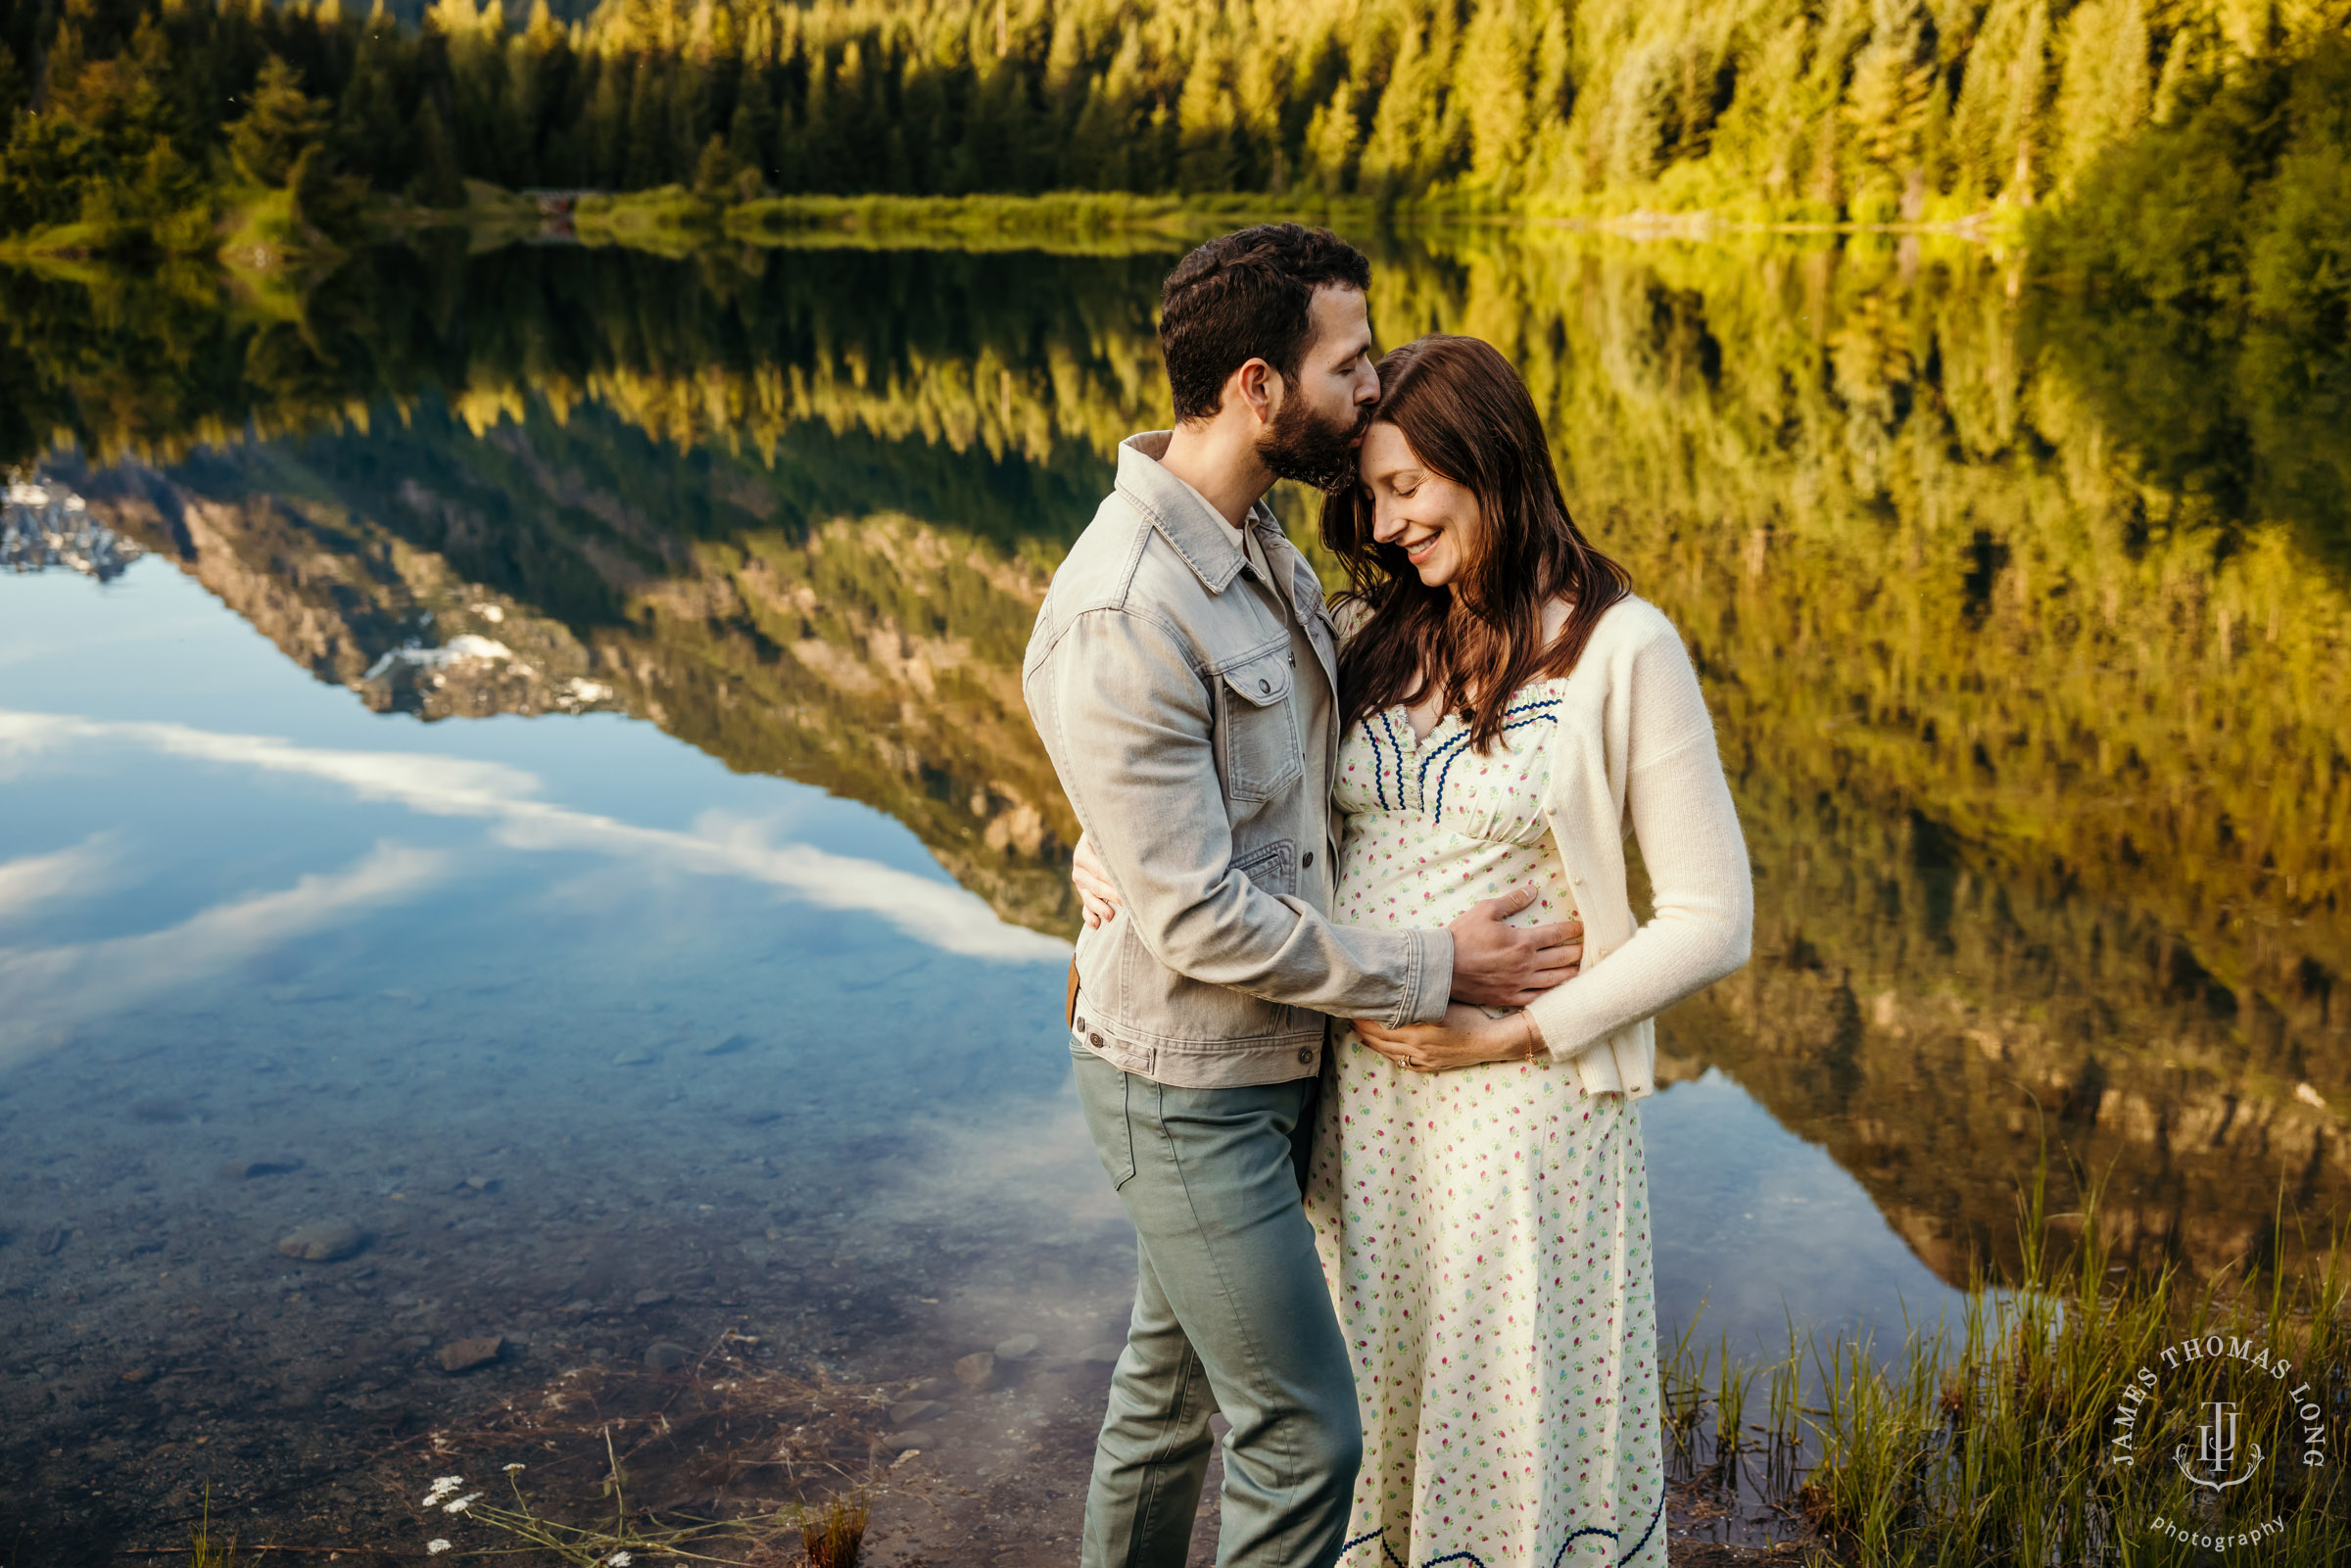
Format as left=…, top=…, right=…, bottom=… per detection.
left=1215, top=650, right=1305, bottom=803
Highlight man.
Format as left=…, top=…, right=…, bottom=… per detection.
left=1021, top=223, right=1582, bottom=1568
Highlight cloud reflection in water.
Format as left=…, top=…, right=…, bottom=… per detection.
left=0, top=709, right=1069, bottom=1066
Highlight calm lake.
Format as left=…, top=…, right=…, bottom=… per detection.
left=1, top=228, right=2343, bottom=1562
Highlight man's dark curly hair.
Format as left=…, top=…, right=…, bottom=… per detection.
left=1159, top=223, right=1372, bottom=423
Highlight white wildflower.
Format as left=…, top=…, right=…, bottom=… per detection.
left=426, top=1542, right=453, bottom=1557
left=604, top=1554, right=633, bottom=1567
left=503, top=1462, right=526, bottom=1473
left=444, top=1492, right=484, bottom=1514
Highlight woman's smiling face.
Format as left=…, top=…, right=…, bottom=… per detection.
left=1360, top=420, right=1481, bottom=589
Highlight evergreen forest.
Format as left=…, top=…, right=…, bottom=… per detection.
left=0, top=0, right=2346, bottom=278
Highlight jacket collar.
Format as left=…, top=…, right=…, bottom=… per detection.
left=1116, top=430, right=1282, bottom=595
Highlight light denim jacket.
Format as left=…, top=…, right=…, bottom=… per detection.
left=1024, top=431, right=1454, bottom=1088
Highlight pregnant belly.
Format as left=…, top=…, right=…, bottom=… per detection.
left=1332, top=831, right=1576, bottom=931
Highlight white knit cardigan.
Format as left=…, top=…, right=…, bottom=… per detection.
left=1518, top=594, right=1752, bottom=1095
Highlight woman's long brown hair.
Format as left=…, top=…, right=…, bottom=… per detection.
left=1323, top=334, right=1631, bottom=752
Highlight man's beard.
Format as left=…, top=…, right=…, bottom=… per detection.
left=1257, top=393, right=1367, bottom=494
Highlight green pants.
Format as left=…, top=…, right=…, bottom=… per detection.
left=1072, top=1050, right=1363, bottom=1568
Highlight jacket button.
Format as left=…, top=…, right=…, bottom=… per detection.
left=1302, top=851, right=1315, bottom=868
left=1258, top=678, right=1271, bottom=693
left=1287, top=652, right=1295, bottom=664
left=1089, top=1032, right=1105, bottom=1049
left=1074, top=1016, right=1085, bottom=1033
left=1297, top=1047, right=1313, bottom=1064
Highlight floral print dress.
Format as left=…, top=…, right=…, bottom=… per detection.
left=1305, top=675, right=1667, bottom=1568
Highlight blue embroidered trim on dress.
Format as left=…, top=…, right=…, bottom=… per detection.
left=1359, top=695, right=1561, bottom=821
left=1422, top=698, right=1561, bottom=821
left=1363, top=712, right=1400, bottom=811
left=1334, top=1488, right=1664, bottom=1568
left=1414, top=726, right=1477, bottom=800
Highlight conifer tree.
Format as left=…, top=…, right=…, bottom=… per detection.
left=288, top=138, right=366, bottom=240
left=1458, top=0, right=1534, bottom=196
left=1175, top=33, right=1238, bottom=192
left=1305, top=78, right=1362, bottom=195
left=583, top=54, right=629, bottom=187
left=229, top=55, right=330, bottom=188
left=624, top=54, right=670, bottom=186
left=692, top=130, right=733, bottom=194
left=0, top=43, right=24, bottom=120
left=2053, top=0, right=2151, bottom=191
left=407, top=97, right=465, bottom=207
left=335, top=29, right=410, bottom=191
left=1844, top=4, right=1936, bottom=218
left=726, top=70, right=774, bottom=189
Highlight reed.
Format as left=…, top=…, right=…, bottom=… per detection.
left=413, top=1428, right=813, bottom=1564
left=1786, top=1147, right=2350, bottom=1564
left=1656, top=1140, right=2349, bottom=1563
left=800, top=1492, right=870, bottom=1568
left=186, top=1486, right=242, bottom=1568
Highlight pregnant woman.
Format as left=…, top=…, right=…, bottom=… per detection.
left=1075, top=334, right=1751, bottom=1567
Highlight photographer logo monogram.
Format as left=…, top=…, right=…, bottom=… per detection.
left=2109, top=1332, right=2331, bottom=1551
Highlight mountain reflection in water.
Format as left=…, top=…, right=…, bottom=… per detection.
left=1, top=229, right=2345, bottom=1558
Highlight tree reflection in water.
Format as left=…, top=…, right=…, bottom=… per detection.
left=8, top=226, right=2346, bottom=1292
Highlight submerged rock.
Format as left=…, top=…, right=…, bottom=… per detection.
left=220, top=1157, right=305, bottom=1178
left=888, top=1398, right=950, bottom=1426
left=954, top=1351, right=996, bottom=1391
left=275, top=1219, right=365, bottom=1262
left=993, top=1333, right=1042, bottom=1362
left=438, top=1335, right=504, bottom=1373
left=643, top=1341, right=692, bottom=1373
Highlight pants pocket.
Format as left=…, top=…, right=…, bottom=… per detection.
left=1112, top=1071, right=1139, bottom=1190
left=1078, top=1052, right=1139, bottom=1191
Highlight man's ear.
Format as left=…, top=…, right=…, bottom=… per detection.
left=1232, top=356, right=1280, bottom=427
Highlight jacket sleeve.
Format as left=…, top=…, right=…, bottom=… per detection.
left=1523, top=627, right=1752, bottom=1058
left=1037, top=606, right=1452, bottom=1025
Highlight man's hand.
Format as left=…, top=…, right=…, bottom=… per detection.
left=1446, top=885, right=1582, bottom=1006
left=1071, top=832, right=1122, bottom=928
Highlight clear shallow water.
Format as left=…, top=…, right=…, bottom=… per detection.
left=3, top=228, right=2344, bottom=1557
left=1, top=549, right=1959, bottom=1556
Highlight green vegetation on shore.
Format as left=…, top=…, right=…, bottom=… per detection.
left=1666, top=1159, right=2351, bottom=1564
left=558, top=185, right=1350, bottom=257
left=6, top=0, right=2351, bottom=263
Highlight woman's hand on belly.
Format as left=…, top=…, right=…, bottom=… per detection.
left=1351, top=1004, right=1543, bottom=1072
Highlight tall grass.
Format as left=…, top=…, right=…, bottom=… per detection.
left=1666, top=1146, right=2351, bottom=1564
